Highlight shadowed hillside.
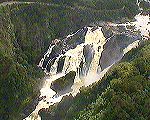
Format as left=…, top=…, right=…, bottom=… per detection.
left=1, top=0, right=147, bottom=120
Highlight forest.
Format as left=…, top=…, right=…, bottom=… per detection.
left=0, top=0, right=149, bottom=119
left=39, top=40, right=150, bottom=120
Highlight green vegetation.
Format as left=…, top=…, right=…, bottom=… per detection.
left=51, top=71, right=76, bottom=92
left=5, top=0, right=139, bottom=64
left=39, top=40, right=150, bottom=120
left=0, top=0, right=143, bottom=119
left=0, top=0, right=140, bottom=64
left=139, top=1, right=150, bottom=11
left=0, top=5, right=44, bottom=120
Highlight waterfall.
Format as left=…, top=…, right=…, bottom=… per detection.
left=62, top=44, right=84, bottom=75
left=85, top=27, right=106, bottom=74
left=123, top=40, right=140, bottom=54
left=49, top=55, right=63, bottom=75
left=134, top=14, right=150, bottom=38
left=24, top=13, right=149, bottom=119
left=39, top=27, right=107, bottom=82
left=61, top=27, right=107, bottom=83
left=38, top=45, right=55, bottom=70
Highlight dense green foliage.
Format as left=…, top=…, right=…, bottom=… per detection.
left=0, top=6, right=44, bottom=120
left=0, top=0, right=143, bottom=119
left=7, top=0, right=139, bottom=63
left=1, top=0, right=139, bottom=62
left=21, top=0, right=139, bottom=19
left=40, top=41, right=150, bottom=120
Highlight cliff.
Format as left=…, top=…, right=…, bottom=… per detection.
left=39, top=40, right=150, bottom=120
left=0, top=0, right=144, bottom=119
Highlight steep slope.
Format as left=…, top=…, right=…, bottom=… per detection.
left=74, top=41, right=150, bottom=120
left=0, top=6, right=44, bottom=120
left=25, top=14, right=149, bottom=118
left=34, top=11, right=149, bottom=119
left=39, top=40, right=150, bottom=120
left=0, top=0, right=147, bottom=120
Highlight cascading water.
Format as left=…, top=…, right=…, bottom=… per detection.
left=24, top=12, right=149, bottom=120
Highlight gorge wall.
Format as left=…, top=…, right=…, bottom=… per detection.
left=1, top=0, right=149, bottom=120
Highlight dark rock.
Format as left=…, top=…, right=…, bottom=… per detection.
left=50, top=71, right=76, bottom=93
left=40, top=27, right=87, bottom=72
left=38, top=96, right=46, bottom=101
left=81, top=44, right=95, bottom=76
left=22, top=95, right=40, bottom=119
left=57, top=56, right=66, bottom=73
left=101, top=25, right=114, bottom=39
left=99, top=33, right=140, bottom=70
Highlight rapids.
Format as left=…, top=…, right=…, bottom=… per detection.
left=24, top=13, right=149, bottom=120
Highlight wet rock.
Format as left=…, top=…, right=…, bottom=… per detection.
left=101, top=25, right=114, bottom=39
left=57, top=56, right=66, bottom=73
left=38, top=96, right=46, bottom=101
left=99, top=33, right=140, bottom=70
left=40, top=27, right=87, bottom=72
left=50, top=71, right=76, bottom=93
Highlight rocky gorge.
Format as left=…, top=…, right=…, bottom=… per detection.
left=0, top=0, right=149, bottom=120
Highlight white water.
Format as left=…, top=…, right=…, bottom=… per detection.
left=25, top=73, right=68, bottom=120
left=38, top=45, right=55, bottom=70
left=62, top=44, right=84, bottom=75
left=111, top=13, right=150, bottom=38
left=134, top=14, right=150, bottom=38
left=24, top=13, right=149, bottom=120
left=50, top=55, right=63, bottom=75
left=62, top=27, right=106, bottom=81
left=123, top=40, right=140, bottom=54
left=25, top=27, right=107, bottom=120
left=85, top=27, right=106, bottom=73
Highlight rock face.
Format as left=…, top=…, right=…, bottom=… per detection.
left=50, top=71, right=76, bottom=92
left=31, top=12, right=149, bottom=120
left=99, top=34, right=139, bottom=70
left=39, top=95, right=74, bottom=120
left=39, top=24, right=141, bottom=78
left=98, top=23, right=141, bottom=70
left=40, top=27, right=88, bottom=72
left=0, top=1, right=141, bottom=120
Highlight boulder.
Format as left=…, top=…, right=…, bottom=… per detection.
left=50, top=71, right=76, bottom=92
